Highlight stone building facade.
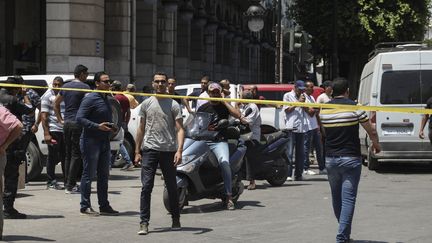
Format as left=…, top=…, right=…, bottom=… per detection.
left=0, top=0, right=288, bottom=89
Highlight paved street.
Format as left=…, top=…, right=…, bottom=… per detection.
left=3, top=163, right=432, bottom=243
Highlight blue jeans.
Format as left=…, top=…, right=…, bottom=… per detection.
left=304, top=129, right=325, bottom=171
left=326, top=156, right=362, bottom=243
left=207, top=141, right=232, bottom=195
left=119, top=143, right=132, bottom=165
left=80, top=137, right=111, bottom=210
left=286, top=132, right=305, bottom=178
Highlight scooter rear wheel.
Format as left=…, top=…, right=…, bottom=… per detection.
left=266, top=159, right=289, bottom=186
left=163, top=186, right=187, bottom=213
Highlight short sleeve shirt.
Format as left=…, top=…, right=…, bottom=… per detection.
left=20, top=89, right=41, bottom=131
left=242, top=103, right=262, bottom=141
left=196, top=91, right=209, bottom=111
left=41, top=90, right=64, bottom=132
left=304, top=94, right=319, bottom=131
left=0, top=106, right=21, bottom=146
left=319, top=98, right=369, bottom=157
left=139, top=97, right=182, bottom=152
left=59, top=80, right=90, bottom=122
left=317, top=93, right=331, bottom=104
left=283, top=90, right=308, bottom=133
left=114, top=94, right=130, bottom=123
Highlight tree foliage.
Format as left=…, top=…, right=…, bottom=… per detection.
left=292, top=0, right=430, bottom=65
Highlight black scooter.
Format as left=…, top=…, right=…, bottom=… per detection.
left=163, top=113, right=247, bottom=212
left=240, top=124, right=291, bottom=186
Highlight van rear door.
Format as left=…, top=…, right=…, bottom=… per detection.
left=376, top=51, right=432, bottom=156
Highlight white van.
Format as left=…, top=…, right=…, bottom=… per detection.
left=0, top=74, right=124, bottom=179
left=357, top=43, right=432, bottom=169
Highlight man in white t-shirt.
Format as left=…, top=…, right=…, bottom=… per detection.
left=283, top=80, right=309, bottom=181
left=303, top=81, right=326, bottom=175
left=317, top=80, right=333, bottom=104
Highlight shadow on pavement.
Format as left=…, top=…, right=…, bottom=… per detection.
left=26, top=215, right=64, bottom=220
left=352, top=240, right=389, bottom=243
left=151, top=226, right=213, bottom=235
left=182, top=200, right=264, bottom=214
left=303, top=178, right=328, bottom=182
left=117, top=211, right=140, bottom=216
left=15, top=193, right=34, bottom=199
left=3, top=235, right=55, bottom=241
left=108, top=175, right=139, bottom=180
left=372, top=162, right=432, bottom=174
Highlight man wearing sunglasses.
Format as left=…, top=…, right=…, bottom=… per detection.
left=197, top=83, right=241, bottom=210
left=76, top=72, right=119, bottom=216
left=135, top=72, right=185, bottom=235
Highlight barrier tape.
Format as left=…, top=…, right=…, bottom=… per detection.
left=1, top=82, right=432, bottom=115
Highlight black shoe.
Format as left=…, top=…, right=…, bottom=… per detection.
left=80, top=207, right=100, bottom=216
left=171, top=218, right=181, bottom=230
left=294, top=176, right=303, bottom=181
left=47, top=180, right=64, bottom=190
left=138, top=223, right=149, bottom=235
left=4, top=208, right=27, bottom=219
left=99, top=206, right=119, bottom=216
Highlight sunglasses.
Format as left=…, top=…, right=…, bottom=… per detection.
left=154, top=80, right=167, bottom=84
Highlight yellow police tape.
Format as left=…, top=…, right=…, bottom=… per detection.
left=1, top=82, right=432, bottom=115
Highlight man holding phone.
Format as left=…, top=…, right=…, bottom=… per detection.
left=283, top=80, right=310, bottom=181
left=76, top=72, right=119, bottom=216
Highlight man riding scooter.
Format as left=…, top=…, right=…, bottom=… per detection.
left=197, top=82, right=241, bottom=210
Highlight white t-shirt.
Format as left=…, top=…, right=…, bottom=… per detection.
left=317, top=93, right=331, bottom=104
left=241, top=103, right=261, bottom=141
left=283, top=90, right=308, bottom=133
left=304, top=94, right=319, bottom=131
left=196, top=91, right=209, bottom=111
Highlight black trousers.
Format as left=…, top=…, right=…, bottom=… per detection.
left=4, top=132, right=33, bottom=211
left=245, top=140, right=261, bottom=181
left=64, top=122, right=83, bottom=190
left=140, top=149, right=179, bottom=225
left=46, top=131, right=65, bottom=183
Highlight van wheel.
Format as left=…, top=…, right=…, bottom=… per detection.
left=367, top=150, right=379, bottom=171
left=26, top=141, right=43, bottom=180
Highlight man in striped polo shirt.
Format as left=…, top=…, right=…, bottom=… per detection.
left=41, top=77, right=65, bottom=190
left=319, top=77, right=381, bottom=243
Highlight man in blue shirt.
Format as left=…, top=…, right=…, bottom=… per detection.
left=54, top=65, right=90, bottom=194
left=76, top=72, right=118, bottom=216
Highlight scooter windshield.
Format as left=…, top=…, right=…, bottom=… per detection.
left=184, top=112, right=219, bottom=140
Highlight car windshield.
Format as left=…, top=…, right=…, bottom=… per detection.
left=380, top=70, right=432, bottom=104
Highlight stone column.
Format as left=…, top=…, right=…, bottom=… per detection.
left=46, top=0, right=104, bottom=73
left=204, top=29, right=216, bottom=79
left=136, top=0, right=157, bottom=89
left=190, top=23, right=205, bottom=83
left=175, top=17, right=191, bottom=84
left=156, top=7, right=176, bottom=77
left=105, top=0, right=131, bottom=82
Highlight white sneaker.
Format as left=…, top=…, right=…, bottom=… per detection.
left=319, top=169, right=328, bottom=175
left=303, top=170, right=317, bottom=175
left=286, top=177, right=293, bottom=181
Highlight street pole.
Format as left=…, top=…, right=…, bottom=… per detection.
left=274, top=0, right=282, bottom=83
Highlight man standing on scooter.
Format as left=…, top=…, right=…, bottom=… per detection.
left=197, top=83, right=241, bottom=210
left=239, top=90, right=262, bottom=190
left=134, top=72, right=185, bottom=235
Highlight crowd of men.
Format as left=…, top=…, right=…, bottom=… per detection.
left=0, top=64, right=385, bottom=243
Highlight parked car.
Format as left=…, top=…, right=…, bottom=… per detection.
left=357, top=43, right=432, bottom=170
left=0, top=74, right=125, bottom=180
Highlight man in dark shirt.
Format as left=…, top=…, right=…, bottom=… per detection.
left=167, top=78, right=193, bottom=113
left=187, top=75, right=210, bottom=110
left=76, top=74, right=118, bottom=216
left=54, top=64, right=90, bottom=194
left=0, top=76, right=35, bottom=219
left=197, top=83, right=241, bottom=210
left=319, top=77, right=380, bottom=243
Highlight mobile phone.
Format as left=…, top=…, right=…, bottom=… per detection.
left=106, top=122, right=114, bottom=128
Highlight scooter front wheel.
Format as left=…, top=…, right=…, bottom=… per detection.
left=163, top=186, right=187, bottom=213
